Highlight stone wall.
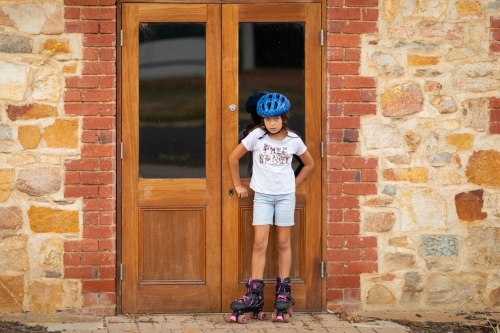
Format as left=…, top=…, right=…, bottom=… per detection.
left=336, top=0, right=500, bottom=311
left=0, top=0, right=116, bottom=315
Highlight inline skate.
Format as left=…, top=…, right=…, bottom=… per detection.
left=272, top=277, right=295, bottom=323
left=229, top=278, right=266, bottom=324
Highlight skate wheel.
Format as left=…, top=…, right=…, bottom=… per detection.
left=271, top=311, right=277, bottom=321
left=257, top=311, right=266, bottom=320
left=283, top=313, right=291, bottom=323
left=237, top=315, right=247, bottom=324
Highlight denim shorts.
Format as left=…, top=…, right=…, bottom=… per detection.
left=253, top=192, right=296, bottom=227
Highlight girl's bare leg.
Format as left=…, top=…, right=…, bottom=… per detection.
left=276, top=226, right=292, bottom=278
left=251, top=225, right=271, bottom=279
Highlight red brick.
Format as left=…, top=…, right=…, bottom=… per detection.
left=83, top=47, right=99, bottom=60
left=96, top=131, right=115, bottom=143
left=99, top=104, right=116, bottom=116
left=327, top=103, right=342, bottom=116
left=83, top=198, right=116, bottom=211
left=327, top=289, right=344, bottom=301
left=490, top=122, right=500, bottom=134
left=344, top=48, right=361, bottom=61
left=344, top=21, right=377, bottom=34
left=81, top=252, right=115, bottom=265
left=100, top=158, right=116, bottom=171
left=83, top=293, right=99, bottom=307
left=328, top=223, right=360, bottom=235
left=327, top=21, right=344, bottom=33
left=328, top=116, right=360, bottom=129
left=491, top=28, right=500, bottom=41
left=83, top=34, right=116, bottom=47
left=81, top=144, right=115, bottom=157
left=66, top=76, right=99, bottom=89
left=344, top=288, right=361, bottom=301
left=492, top=17, right=500, bottom=28
left=327, top=276, right=360, bottom=288
left=65, top=0, right=97, bottom=4
left=361, top=248, right=378, bottom=261
left=490, top=97, right=500, bottom=108
left=361, top=169, right=377, bottom=182
left=361, top=89, right=376, bottom=102
left=99, top=22, right=116, bottom=34
left=345, top=236, right=377, bottom=248
left=65, top=21, right=99, bottom=33
left=65, top=8, right=80, bottom=20
left=327, top=129, right=343, bottom=142
left=343, top=183, right=377, bottom=195
left=328, top=0, right=343, bottom=6
left=343, top=129, right=359, bottom=142
left=327, top=170, right=358, bottom=182
left=328, top=196, right=359, bottom=209
left=327, top=8, right=361, bottom=20
left=345, top=0, right=378, bottom=6
left=344, top=209, right=360, bottom=222
left=100, top=48, right=116, bottom=61
left=362, top=8, right=379, bottom=21
left=65, top=266, right=94, bottom=279
left=64, top=253, right=81, bottom=266
left=83, top=117, right=115, bottom=130
left=81, top=8, right=116, bottom=20
left=490, top=109, right=500, bottom=121
left=64, top=239, right=99, bottom=252
left=82, top=130, right=99, bottom=143
left=83, top=212, right=99, bottom=225
left=328, top=183, right=343, bottom=196
left=327, top=47, right=343, bottom=61
left=83, top=62, right=115, bottom=75
left=344, top=156, right=377, bottom=169
left=99, top=0, right=117, bottom=5
left=329, top=89, right=361, bottom=102
left=344, top=103, right=376, bottom=115
left=328, top=76, right=343, bottom=89
left=344, top=76, right=376, bottom=88
left=65, top=158, right=99, bottom=171
left=327, top=143, right=358, bottom=156
left=82, top=280, right=116, bottom=293
left=99, top=266, right=116, bottom=279
left=99, top=185, right=115, bottom=198
left=327, top=249, right=360, bottom=261
left=343, top=262, right=378, bottom=274
left=328, top=34, right=361, bottom=47
left=327, top=209, right=343, bottom=222
left=490, top=41, right=500, bottom=52
left=65, top=185, right=99, bottom=198
left=327, top=156, right=343, bottom=170
left=65, top=171, right=81, bottom=184
left=65, top=90, right=81, bottom=102
left=99, top=292, right=117, bottom=305
left=81, top=89, right=116, bottom=102
left=99, top=239, right=116, bottom=251
left=328, top=63, right=360, bottom=75
left=99, top=76, right=116, bottom=88
left=327, top=235, right=343, bottom=248
left=65, top=103, right=99, bottom=116
left=82, top=171, right=114, bottom=185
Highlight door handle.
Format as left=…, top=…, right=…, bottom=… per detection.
left=229, top=188, right=234, bottom=196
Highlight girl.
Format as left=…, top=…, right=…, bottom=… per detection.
left=228, top=92, right=314, bottom=323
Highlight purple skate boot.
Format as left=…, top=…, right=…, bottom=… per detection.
left=272, top=277, right=295, bottom=323
left=229, top=278, right=266, bottom=324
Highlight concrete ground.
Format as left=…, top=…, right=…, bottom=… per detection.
left=0, top=311, right=412, bottom=333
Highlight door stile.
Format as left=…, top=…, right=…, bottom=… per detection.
left=221, top=4, right=240, bottom=308
left=121, top=3, right=140, bottom=315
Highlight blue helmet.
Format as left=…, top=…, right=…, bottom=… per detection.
left=256, top=93, right=290, bottom=117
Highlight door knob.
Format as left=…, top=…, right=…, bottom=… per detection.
left=229, top=104, right=236, bottom=112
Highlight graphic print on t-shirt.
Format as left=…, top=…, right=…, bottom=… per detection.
left=258, top=143, right=290, bottom=165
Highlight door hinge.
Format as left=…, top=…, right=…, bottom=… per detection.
left=120, top=30, right=123, bottom=47
left=320, top=30, right=324, bottom=46
left=120, top=263, right=123, bottom=281
left=321, top=141, right=324, bottom=158
left=321, top=261, right=325, bottom=278
left=120, top=142, right=124, bottom=159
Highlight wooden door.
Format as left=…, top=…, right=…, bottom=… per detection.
left=121, top=3, right=222, bottom=313
left=221, top=3, right=322, bottom=312
left=121, top=2, right=322, bottom=314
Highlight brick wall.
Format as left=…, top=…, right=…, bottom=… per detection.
left=325, top=0, right=379, bottom=313
left=63, top=0, right=117, bottom=316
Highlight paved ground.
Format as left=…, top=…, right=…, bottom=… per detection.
left=0, top=312, right=411, bottom=333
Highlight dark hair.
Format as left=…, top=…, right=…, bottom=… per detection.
left=256, top=115, right=297, bottom=139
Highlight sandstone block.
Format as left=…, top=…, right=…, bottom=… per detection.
left=426, top=273, right=487, bottom=306
left=43, top=119, right=78, bottom=149
left=445, top=133, right=473, bottom=150
left=364, top=196, right=394, bottom=207
left=0, top=3, right=63, bottom=35
left=383, top=0, right=398, bottom=20
left=32, top=65, right=61, bottom=102
left=7, top=103, right=58, bottom=121
left=466, top=150, right=500, bottom=187
left=420, top=235, right=460, bottom=257
left=381, top=81, right=424, bottom=117
left=0, top=275, right=24, bottom=312
left=455, top=189, right=487, bottom=222
left=18, top=125, right=41, bottom=149
left=424, top=80, right=442, bottom=92
left=403, top=0, right=447, bottom=18
left=17, top=167, right=61, bottom=196
left=27, top=280, right=64, bottom=313
left=370, top=52, right=404, bottom=76
left=452, top=62, right=500, bottom=92
left=436, top=171, right=462, bottom=186
left=8, top=154, right=37, bottom=166
left=387, top=155, right=411, bottom=165
left=363, top=123, right=401, bottom=149
left=366, top=284, right=396, bottom=304
left=463, top=98, right=489, bottom=131
left=456, top=1, right=482, bottom=17
left=0, top=60, right=29, bottom=101
left=0, top=206, right=23, bottom=230
left=0, top=169, right=14, bottom=202
left=383, top=167, right=428, bottom=182
left=466, top=227, right=500, bottom=266
left=385, top=252, right=416, bottom=270
left=490, top=287, right=500, bottom=307
left=41, top=38, right=69, bottom=55
left=0, top=32, right=31, bottom=53
left=28, top=206, right=79, bottom=233
left=30, top=237, right=62, bottom=278
left=407, top=55, right=439, bottom=66
left=401, top=188, right=447, bottom=231
left=0, top=123, right=13, bottom=140
left=429, top=152, right=451, bottom=166
left=382, top=185, right=397, bottom=195
left=0, top=235, right=29, bottom=272
left=364, top=211, right=396, bottom=232
left=404, top=130, right=421, bottom=152
left=419, top=21, right=464, bottom=39
left=388, top=236, right=410, bottom=248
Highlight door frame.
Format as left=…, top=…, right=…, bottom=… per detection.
left=116, top=0, right=327, bottom=315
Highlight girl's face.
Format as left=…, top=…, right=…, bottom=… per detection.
left=263, top=116, right=283, bottom=134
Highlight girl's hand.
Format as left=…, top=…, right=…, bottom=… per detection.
left=234, top=184, right=248, bottom=198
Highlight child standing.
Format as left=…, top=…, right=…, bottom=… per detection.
left=228, top=92, right=314, bottom=323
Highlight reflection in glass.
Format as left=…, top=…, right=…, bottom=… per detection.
left=238, top=23, right=305, bottom=178
left=138, top=23, right=206, bottom=178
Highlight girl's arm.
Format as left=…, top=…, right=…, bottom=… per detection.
left=229, top=143, right=250, bottom=198
left=295, top=149, right=314, bottom=188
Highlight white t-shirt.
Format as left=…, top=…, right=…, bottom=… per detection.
left=241, top=128, right=307, bottom=195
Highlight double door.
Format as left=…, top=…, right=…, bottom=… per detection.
left=121, top=2, right=322, bottom=313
